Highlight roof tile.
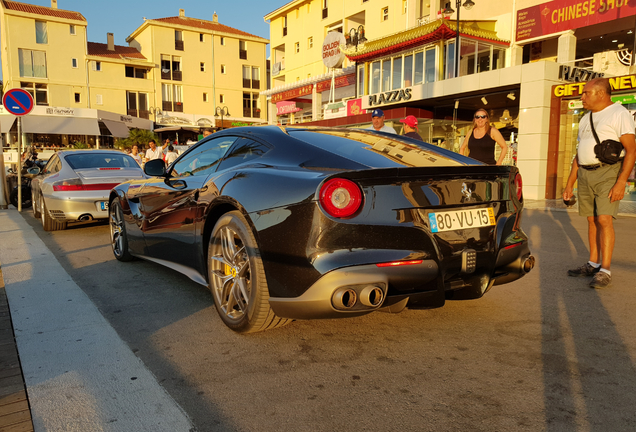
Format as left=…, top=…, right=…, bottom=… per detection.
left=87, top=42, right=146, bottom=60
left=151, top=16, right=267, bottom=41
left=3, top=0, right=86, bottom=21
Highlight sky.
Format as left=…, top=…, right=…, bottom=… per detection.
left=12, top=0, right=281, bottom=47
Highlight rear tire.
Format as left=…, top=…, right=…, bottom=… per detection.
left=110, top=199, right=135, bottom=262
left=31, top=190, right=41, bottom=218
left=41, top=200, right=67, bottom=231
left=208, top=211, right=291, bottom=333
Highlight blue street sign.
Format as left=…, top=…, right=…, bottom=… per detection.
left=3, top=88, right=34, bottom=116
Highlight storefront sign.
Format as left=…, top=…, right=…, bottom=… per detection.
left=517, top=0, right=636, bottom=42
left=367, top=89, right=413, bottom=107
left=559, top=65, right=604, bottom=82
left=554, top=74, right=636, bottom=97
left=322, top=32, right=346, bottom=69
left=271, top=84, right=313, bottom=103
left=316, top=73, right=356, bottom=93
left=45, top=107, right=74, bottom=116
left=347, top=98, right=363, bottom=116
left=276, top=101, right=302, bottom=115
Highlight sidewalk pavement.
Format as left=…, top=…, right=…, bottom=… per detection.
left=0, top=198, right=634, bottom=431
left=0, top=209, right=194, bottom=432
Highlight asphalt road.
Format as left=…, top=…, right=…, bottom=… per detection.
left=19, top=209, right=636, bottom=432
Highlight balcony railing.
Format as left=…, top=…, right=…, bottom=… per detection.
left=252, top=80, right=260, bottom=90
left=175, top=40, right=184, bottom=51
left=138, top=110, right=150, bottom=120
left=162, top=101, right=173, bottom=111
left=172, top=70, right=182, bottom=81
left=239, top=49, right=247, bottom=60
left=243, top=108, right=251, bottom=118
left=127, top=109, right=137, bottom=117
left=161, top=70, right=171, bottom=80
left=174, top=102, right=183, bottom=113
left=243, top=78, right=251, bottom=88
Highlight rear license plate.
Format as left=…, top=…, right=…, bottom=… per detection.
left=428, top=207, right=495, bottom=233
left=99, top=201, right=108, bottom=211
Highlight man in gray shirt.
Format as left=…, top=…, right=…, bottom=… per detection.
left=366, top=109, right=396, bottom=134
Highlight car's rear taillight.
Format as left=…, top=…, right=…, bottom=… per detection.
left=319, top=178, right=363, bottom=218
left=513, top=173, right=523, bottom=201
left=53, top=178, right=119, bottom=192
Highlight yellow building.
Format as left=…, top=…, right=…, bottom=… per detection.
left=126, top=8, right=270, bottom=128
left=1, top=1, right=269, bottom=138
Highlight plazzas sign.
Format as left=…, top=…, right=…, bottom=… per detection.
left=517, top=0, right=636, bottom=42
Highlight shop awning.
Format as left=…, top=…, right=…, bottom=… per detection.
left=101, top=119, right=130, bottom=138
left=0, top=116, right=16, bottom=133
left=21, top=116, right=101, bottom=135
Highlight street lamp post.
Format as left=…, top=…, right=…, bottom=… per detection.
left=215, top=106, right=230, bottom=130
left=149, top=107, right=163, bottom=123
left=443, top=0, right=475, bottom=78
left=345, top=25, right=367, bottom=52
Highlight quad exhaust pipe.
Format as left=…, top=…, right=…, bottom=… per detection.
left=332, top=285, right=385, bottom=310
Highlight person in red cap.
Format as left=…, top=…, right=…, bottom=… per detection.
left=400, top=115, right=422, bottom=141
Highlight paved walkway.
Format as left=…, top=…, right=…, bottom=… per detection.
left=0, top=198, right=634, bottom=431
left=0, top=209, right=194, bottom=432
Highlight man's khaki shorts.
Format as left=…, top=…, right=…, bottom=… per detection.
left=577, top=163, right=622, bottom=218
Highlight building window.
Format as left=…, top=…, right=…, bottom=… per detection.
left=322, top=0, right=328, bottom=19
left=127, top=91, right=149, bottom=118
left=220, top=94, right=225, bottom=103
left=357, top=64, right=365, bottom=96
left=402, top=0, right=407, bottom=13
left=35, top=21, right=48, bottom=44
left=381, top=59, right=391, bottom=91
left=243, top=66, right=260, bottom=89
left=125, top=66, right=146, bottom=79
left=308, top=37, right=313, bottom=49
left=295, top=42, right=300, bottom=53
left=200, top=33, right=204, bottom=42
left=239, top=40, right=247, bottom=60
left=203, top=92, right=208, bottom=102
left=161, top=55, right=182, bottom=80
left=283, top=16, right=288, bottom=37
left=95, top=94, right=103, bottom=105
left=382, top=7, right=389, bottom=21
left=243, top=92, right=260, bottom=118
left=221, top=37, right=225, bottom=45
left=74, top=93, right=81, bottom=103
left=71, top=58, right=78, bottom=68
left=173, top=85, right=183, bottom=112
left=370, top=61, right=380, bottom=94
left=392, top=56, right=402, bottom=90
left=175, top=30, right=184, bottom=50
left=92, top=61, right=102, bottom=71
left=221, top=64, right=226, bottom=74
left=18, top=49, right=47, bottom=78
left=70, top=24, right=76, bottom=35
left=162, top=83, right=172, bottom=111
left=21, top=82, right=48, bottom=106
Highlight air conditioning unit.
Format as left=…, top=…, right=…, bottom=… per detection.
left=593, top=49, right=636, bottom=76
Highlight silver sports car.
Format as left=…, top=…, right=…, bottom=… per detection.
left=31, top=149, right=145, bottom=231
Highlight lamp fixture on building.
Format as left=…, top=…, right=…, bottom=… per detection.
left=346, top=25, right=367, bottom=51
left=442, top=0, right=476, bottom=78
left=481, top=96, right=488, bottom=105
left=507, top=92, right=516, bottom=100
left=149, top=107, right=163, bottom=123
left=215, top=106, right=230, bottom=130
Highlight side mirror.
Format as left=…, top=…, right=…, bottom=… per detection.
left=144, top=159, right=167, bottom=177
left=27, top=167, right=41, bottom=175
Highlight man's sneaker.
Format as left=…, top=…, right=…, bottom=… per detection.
left=568, top=263, right=601, bottom=277
left=590, top=272, right=611, bottom=289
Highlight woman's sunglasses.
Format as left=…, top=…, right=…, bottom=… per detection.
left=474, top=115, right=488, bottom=119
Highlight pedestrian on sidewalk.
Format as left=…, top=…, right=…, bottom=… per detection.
left=459, top=108, right=508, bottom=165
left=563, top=77, right=636, bottom=288
left=400, top=115, right=423, bottom=141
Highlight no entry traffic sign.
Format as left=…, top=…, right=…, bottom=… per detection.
left=3, top=88, right=34, bottom=116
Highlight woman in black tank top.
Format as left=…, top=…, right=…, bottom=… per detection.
left=459, top=109, right=509, bottom=165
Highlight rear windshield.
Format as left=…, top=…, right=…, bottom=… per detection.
left=65, top=153, right=140, bottom=170
left=287, top=129, right=465, bottom=168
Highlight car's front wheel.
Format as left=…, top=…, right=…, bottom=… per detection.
left=208, top=211, right=291, bottom=333
left=110, top=199, right=135, bottom=262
